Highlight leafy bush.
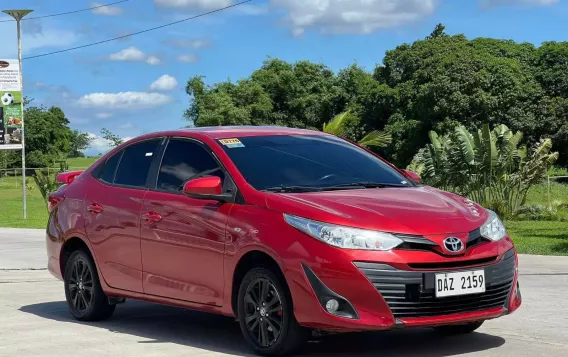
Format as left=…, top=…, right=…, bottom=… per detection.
left=409, top=123, right=559, bottom=218
left=33, top=169, right=61, bottom=211
left=548, top=166, right=568, bottom=177
left=512, top=201, right=567, bottom=221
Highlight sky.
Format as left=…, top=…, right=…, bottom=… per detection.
left=0, top=0, right=566, bottom=155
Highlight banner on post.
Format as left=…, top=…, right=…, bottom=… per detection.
left=0, top=59, right=23, bottom=150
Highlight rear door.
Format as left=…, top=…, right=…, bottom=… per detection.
left=85, top=138, right=164, bottom=293
left=140, top=137, right=236, bottom=305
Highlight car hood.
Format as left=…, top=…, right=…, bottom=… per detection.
left=264, top=186, right=488, bottom=235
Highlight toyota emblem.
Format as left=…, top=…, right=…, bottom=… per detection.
left=443, top=237, right=464, bottom=253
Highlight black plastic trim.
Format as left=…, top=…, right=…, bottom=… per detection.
left=354, top=248, right=516, bottom=319
left=301, top=263, right=359, bottom=319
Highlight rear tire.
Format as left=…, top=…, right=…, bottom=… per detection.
left=433, top=321, right=484, bottom=335
left=237, top=267, right=310, bottom=356
left=63, top=250, right=115, bottom=321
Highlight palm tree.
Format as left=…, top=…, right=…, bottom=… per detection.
left=409, top=123, right=558, bottom=217
left=323, top=111, right=392, bottom=148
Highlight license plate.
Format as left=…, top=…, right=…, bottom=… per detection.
left=435, top=270, right=486, bottom=298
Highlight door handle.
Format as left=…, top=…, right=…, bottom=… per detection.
left=87, top=203, right=103, bottom=214
left=142, top=212, right=162, bottom=223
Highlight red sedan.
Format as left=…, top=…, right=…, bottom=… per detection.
left=46, top=126, right=522, bottom=356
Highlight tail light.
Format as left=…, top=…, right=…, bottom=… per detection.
left=48, top=194, right=65, bottom=212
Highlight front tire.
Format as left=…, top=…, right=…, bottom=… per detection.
left=433, top=321, right=484, bottom=335
left=237, top=267, right=310, bottom=356
left=63, top=250, right=115, bottom=321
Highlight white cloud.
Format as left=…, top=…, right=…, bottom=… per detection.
left=146, top=56, right=161, bottom=65
left=107, top=46, right=161, bottom=65
left=154, top=0, right=232, bottom=9
left=87, top=133, right=134, bottom=154
left=77, top=92, right=172, bottom=109
left=92, top=2, right=124, bottom=15
left=177, top=54, right=200, bottom=63
left=270, top=0, right=437, bottom=36
left=109, top=46, right=146, bottom=61
left=96, top=112, right=113, bottom=119
left=480, top=0, right=558, bottom=7
left=150, top=74, right=178, bottom=91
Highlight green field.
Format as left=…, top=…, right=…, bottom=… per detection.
left=0, top=159, right=567, bottom=255
left=66, top=156, right=100, bottom=169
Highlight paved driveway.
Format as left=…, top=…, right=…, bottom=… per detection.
left=1, top=228, right=567, bottom=356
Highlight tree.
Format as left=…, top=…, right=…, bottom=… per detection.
left=68, top=130, right=93, bottom=158
left=426, top=23, right=448, bottom=40
left=101, top=128, right=123, bottom=147
left=182, top=24, right=568, bottom=167
left=184, top=58, right=343, bottom=130
left=408, top=123, right=559, bottom=217
left=323, top=111, right=392, bottom=148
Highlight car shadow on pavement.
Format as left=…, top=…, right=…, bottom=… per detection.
left=20, top=300, right=506, bottom=356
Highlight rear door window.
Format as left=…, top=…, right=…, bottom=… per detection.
left=114, top=139, right=161, bottom=188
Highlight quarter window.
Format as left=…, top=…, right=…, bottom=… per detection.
left=99, top=150, right=122, bottom=183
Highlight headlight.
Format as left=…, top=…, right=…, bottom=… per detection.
left=284, top=214, right=403, bottom=251
left=480, top=209, right=507, bottom=241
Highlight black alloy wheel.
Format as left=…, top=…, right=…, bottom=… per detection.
left=68, top=257, right=95, bottom=313
left=64, top=250, right=115, bottom=321
left=244, top=277, right=284, bottom=347
left=237, top=267, right=310, bottom=356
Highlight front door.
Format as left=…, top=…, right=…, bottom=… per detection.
left=140, top=138, right=233, bottom=306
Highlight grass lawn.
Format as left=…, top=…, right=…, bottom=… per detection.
left=0, top=163, right=567, bottom=255
left=67, top=156, right=101, bottom=169
left=0, top=176, right=49, bottom=229
left=506, top=221, right=568, bottom=256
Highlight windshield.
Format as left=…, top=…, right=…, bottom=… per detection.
left=217, top=134, right=413, bottom=192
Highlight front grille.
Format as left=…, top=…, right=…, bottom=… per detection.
left=394, top=228, right=490, bottom=256
left=354, top=249, right=515, bottom=319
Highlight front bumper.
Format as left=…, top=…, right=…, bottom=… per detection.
left=292, top=239, right=521, bottom=331
left=354, top=248, right=516, bottom=322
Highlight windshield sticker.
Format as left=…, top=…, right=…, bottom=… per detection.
left=219, top=138, right=245, bottom=148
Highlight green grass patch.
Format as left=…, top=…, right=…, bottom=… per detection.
left=67, top=156, right=100, bottom=169
left=524, top=181, right=568, bottom=206
left=0, top=176, right=48, bottom=229
left=506, top=220, right=568, bottom=256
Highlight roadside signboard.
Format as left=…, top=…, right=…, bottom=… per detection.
left=0, top=59, right=23, bottom=150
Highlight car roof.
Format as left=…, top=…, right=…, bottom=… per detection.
left=180, top=125, right=329, bottom=139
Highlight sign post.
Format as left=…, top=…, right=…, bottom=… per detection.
left=1, top=9, right=33, bottom=219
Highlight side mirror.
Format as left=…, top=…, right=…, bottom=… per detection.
left=183, top=176, right=232, bottom=202
left=401, top=169, right=421, bottom=184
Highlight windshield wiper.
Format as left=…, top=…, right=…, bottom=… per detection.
left=320, top=182, right=410, bottom=191
left=262, top=185, right=322, bottom=193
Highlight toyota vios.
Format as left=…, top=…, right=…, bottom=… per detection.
left=46, top=126, right=521, bottom=356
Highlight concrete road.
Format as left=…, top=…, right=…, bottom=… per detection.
left=1, top=228, right=567, bottom=357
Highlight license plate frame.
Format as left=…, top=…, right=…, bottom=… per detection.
left=435, top=269, right=486, bottom=298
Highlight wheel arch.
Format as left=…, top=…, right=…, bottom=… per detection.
left=59, top=236, right=97, bottom=277
left=231, top=249, right=290, bottom=317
